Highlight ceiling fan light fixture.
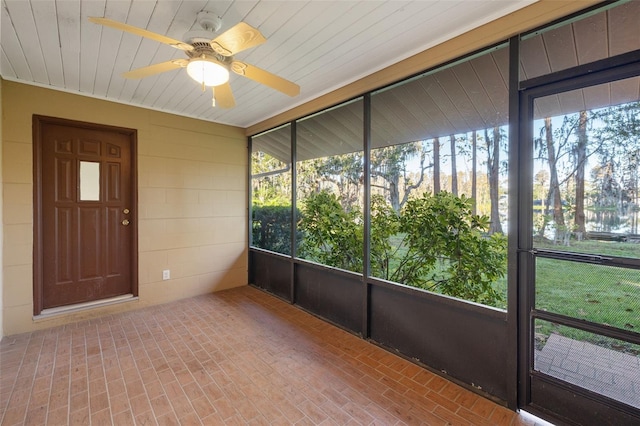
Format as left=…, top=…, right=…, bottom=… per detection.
left=186, top=58, right=229, bottom=86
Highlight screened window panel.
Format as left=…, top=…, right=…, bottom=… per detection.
left=531, top=77, right=640, bottom=254
left=369, top=46, right=510, bottom=309
left=295, top=98, right=364, bottom=273
left=251, top=124, right=292, bottom=255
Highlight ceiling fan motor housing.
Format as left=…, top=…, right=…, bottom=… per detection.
left=183, top=11, right=224, bottom=51
left=88, top=10, right=299, bottom=109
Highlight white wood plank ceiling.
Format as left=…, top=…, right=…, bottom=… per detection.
left=1, top=0, right=536, bottom=128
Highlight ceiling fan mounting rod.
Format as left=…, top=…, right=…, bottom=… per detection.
left=197, top=11, right=222, bottom=32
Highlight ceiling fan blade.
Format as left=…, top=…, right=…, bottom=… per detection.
left=89, top=17, right=193, bottom=51
left=210, top=22, right=266, bottom=56
left=122, top=60, right=187, bottom=79
left=214, top=83, right=236, bottom=108
left=231, top=61, right=300, bottom=97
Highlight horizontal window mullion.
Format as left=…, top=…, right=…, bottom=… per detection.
left=531, top=249, right=640, bottom=270
left=532, top=309, right=640, bottom=346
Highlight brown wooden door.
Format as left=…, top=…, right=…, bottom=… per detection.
left=34, top=116, right=137, bottom=312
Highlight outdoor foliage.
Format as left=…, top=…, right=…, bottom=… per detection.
left=369, top=195, right=401, bottom=278
left=297, top=190, right=507, bottom=305
left=297, top=191, right=363, bottom=272
left=533, top=101, right=640, bottom=242
left=252, top=205, right=293, bottom=255
left=397, top=192, right=507, bottom=305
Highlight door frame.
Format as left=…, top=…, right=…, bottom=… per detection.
left=516, top=58, right=640, bottom=424
left=32, top=115, right=138, bottom=316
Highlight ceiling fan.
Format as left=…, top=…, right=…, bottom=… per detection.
left=89, top=11, right=300, bottom=108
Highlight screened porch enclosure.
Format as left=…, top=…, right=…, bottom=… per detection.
left=249, top=2, right=640, bottom=424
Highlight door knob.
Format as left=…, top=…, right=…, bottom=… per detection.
left=121, top=219, right=130, bottom=226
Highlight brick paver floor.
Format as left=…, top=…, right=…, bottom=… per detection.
left=535, top=333, right=640, bottom=408
left=1, top=286, right=543, bottom=425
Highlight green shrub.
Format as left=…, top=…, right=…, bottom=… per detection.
left=297, top=190, right=507, bottom=305
left=399, top=192, right=506, bottom=305
left=252, top=205, right=293, bottom=255
left=297, top=191, right=363, bottom=272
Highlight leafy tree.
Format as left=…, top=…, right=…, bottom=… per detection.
left=297, top=190, right=506, bottom=306
left=369, top=195, right=401, bottom=279
left=371, top=142, right=432, bottom=213
left=398, top=192, right=506, bottom=305
left=313, top=153, right=363, bottom=211
left=251, top=151, right=293, bottom=254
left=297, top=191, right=363, bottom=272
left=534, top=114, right=595, bottom=241
left=532, top=102, right=639, bottom=238
left=591, top=102, right=640, bottom=232
left=251, top=151, right=291, bottom=207
left=252, top=205, right=294, bottom=254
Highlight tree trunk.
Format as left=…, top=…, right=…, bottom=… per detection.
left=471, top=130, right=477, bottom=215
left=575, top=111, right=588, bottom=234
left=487, top=127, right=503, bottom=234
left=433, top=137, right=441, bottom=193
left=399, top=145, right=430, bottom=210
left=389, top=178, right=401, bottom=213
left=544, top=117, right=565, bottom=242
left=450, top=135, right=458, bottom=196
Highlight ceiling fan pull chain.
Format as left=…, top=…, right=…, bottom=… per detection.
left=212, top=87, right=216, bottom=107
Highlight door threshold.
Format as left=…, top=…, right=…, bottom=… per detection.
left=35, top=294, right=138, bottom=320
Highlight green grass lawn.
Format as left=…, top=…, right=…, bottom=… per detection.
left=535, top=258, right=639, bottom=330
left=533, top=240, right=639, bottom=331
left=371, top=232, right=639, bottom=352
left=381, top=237, right=639, bottom=348
left=525, top=240, right=639, bottom=353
